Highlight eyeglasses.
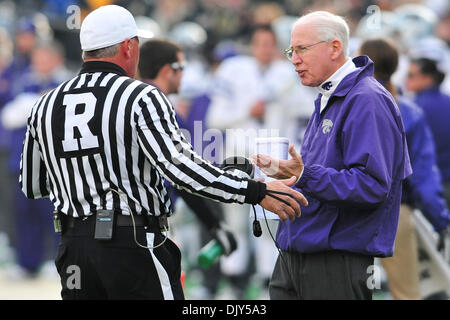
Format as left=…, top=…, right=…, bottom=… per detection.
left=283, top=41, right=327, bottom=60
left=407, top=72, right=421, bottom=79
left=170, top=61, right=186, bottom=71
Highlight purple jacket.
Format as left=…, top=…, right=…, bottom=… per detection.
left=277, top=56, right=412, bottom=257
left=413, top=86, right=450, bottom=182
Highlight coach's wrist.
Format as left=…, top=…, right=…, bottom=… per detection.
left=295, top=165, right=312, bottom=188
left=295, top=167, right=305, bottom=184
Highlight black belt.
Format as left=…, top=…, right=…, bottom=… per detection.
left=60, top=213, right=167, bottom=233
left=117, top=214, right=148, bottom=227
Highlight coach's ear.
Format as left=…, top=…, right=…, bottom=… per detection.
left=330, top=39, right=344, bottom=61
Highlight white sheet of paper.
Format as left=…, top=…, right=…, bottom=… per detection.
left=251, top=137, right=289, bottom=220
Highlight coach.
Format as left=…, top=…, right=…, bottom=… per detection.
left=19, top=5, right=307, bottom=299
left=255, top=11, right=412, bottom=299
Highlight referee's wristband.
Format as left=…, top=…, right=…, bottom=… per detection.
left=244, top=180, right=267, bottom=205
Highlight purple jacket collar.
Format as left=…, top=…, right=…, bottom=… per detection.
left=334, top=56, right=373, bottom=96
left=314, top=55, right=374, bottom=116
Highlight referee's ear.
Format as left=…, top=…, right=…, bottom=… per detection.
left=121, top=38, right=135, bottom=59
left=118, top=37, right=140, bottom=78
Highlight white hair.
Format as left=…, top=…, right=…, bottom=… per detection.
left=82, top=43, right=120, bottom=60
left=293, top=11, right=350, bottom=57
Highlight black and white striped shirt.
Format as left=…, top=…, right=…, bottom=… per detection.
left=20, top=61, right=263, bottom=218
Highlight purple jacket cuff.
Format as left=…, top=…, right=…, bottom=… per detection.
left=295, top=165, right=313, bottom=188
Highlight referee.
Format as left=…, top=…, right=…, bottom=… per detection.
left=19, top=5, right=307, bottom=300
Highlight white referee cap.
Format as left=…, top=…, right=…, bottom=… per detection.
left=80, top=5, right=153, bottom=51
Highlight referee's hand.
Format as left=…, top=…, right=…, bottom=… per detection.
left=260, top=176, right=308, bottom=222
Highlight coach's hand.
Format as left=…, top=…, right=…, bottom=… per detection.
left=253, top=144, right=304, bottom=181
left=260, top=176, right=308, bottom=222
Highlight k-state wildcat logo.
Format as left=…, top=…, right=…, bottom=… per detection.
left=321, top=81, right=333, bottom=91
left=322, top=119, right=333, bottom=134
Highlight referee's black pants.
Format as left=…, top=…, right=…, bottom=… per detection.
left=269, top=250, right=374, bottom=300
left=55, top=216, right=184, bottom=300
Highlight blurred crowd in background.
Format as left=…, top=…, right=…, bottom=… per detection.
left=0, top=0, right=449, bottom=300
